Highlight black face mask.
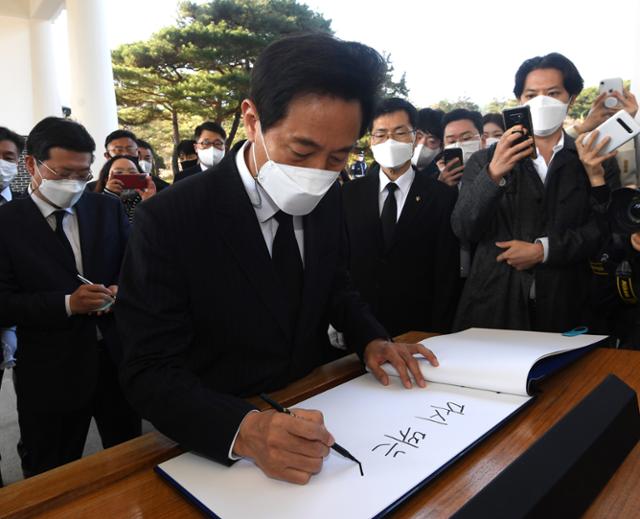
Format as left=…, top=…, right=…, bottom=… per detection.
left=180, top=159, right=198, bottom=171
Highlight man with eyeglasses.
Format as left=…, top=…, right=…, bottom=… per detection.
left=0, top=117, right=141, bottom=477
left=173, top=121, right=227, bottom=183
left=342, top=97, right=460, bottom=336
left=436, top=109, right=486, bottom=188
left=104, top=129, right=139, bottom=161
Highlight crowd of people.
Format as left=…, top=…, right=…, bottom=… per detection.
left=1, top=32, right=639, bottom=486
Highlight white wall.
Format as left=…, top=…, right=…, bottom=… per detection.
left=0, top=16, right=34, bottom=134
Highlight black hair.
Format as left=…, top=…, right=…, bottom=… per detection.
left=176, top=139, right=196, bottom=156
left=136, top=138, right=153, bottom=151
left=442, top=109, right=483, bottom=136
left=104, top=129, right=138, bottom=149
left=95, top=154, right=142, bottom=193
left=416, top=108, right=444, bottom=141
left=482, top=113, right=505, bottom=131
left=194, top=121, right=227, bottom=141
left=513, top=52, right=584, bottom=99
left=250, top=33, right=386, bottom=138
left=26, top=117, right=95, bottom=161
left=370, top=98, right=418, bottom=131
left=0, top=126, right=26, bottom=154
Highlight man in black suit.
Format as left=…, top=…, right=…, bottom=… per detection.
left=172, top=121, right=227, bottom=183
left=343, top=98, right=460, bottom=336
left=0, top=117, right=141, bottom=477
left=116, top=34, right=439, bottom=485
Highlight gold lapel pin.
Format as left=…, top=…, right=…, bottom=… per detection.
left=415, top=195, right=421, bottom=202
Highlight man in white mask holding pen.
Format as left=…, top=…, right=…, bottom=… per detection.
left=116, top=34, right=439, bottom=486
left=451, top=52, right=621, bottom=333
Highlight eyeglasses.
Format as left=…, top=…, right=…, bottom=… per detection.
left=37, top=160, right=94, bottom=182
left=196, top=139, right=225, bottom=150
left=370, top=128, right=416, bottom=144
left=444, top=132, right=480, bottom=146
left=109, top=145, right=138, bottom=155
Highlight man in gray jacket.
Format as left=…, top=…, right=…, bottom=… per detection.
left=451, top=53, right=620, bottom=332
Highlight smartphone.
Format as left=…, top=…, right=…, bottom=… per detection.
left=502, top=106, right=537, bottom=159
left=599, top=78, right=624, bottom=109
left=111, top=173, right=147, bottom=190
left=443, top=147, right=463, bottom=167
left=585, top=109, right=640, bottom=156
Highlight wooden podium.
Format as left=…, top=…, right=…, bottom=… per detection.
left=1, top=332, right=639, bottom=518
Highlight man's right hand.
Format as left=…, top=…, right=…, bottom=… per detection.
left=233, top=408, right=335, bottom=485
left=488, top=125, right=534, bottom=182
left=69, top=284, right=114, bottom=315
left=436, top=158, right=464, bottom=187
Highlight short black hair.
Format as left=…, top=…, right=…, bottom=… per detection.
left=513, top=52, right=584, bottom=99
left=370, top=98, right=418, bottom=131
left=482, top=113, right=505, bottom=131
left=0, top=126, right=26, bottom=154
left=104, top=129, right=138, bottom=149
left=26, top=117, right=95, bottom=161
left=194, top=121, right=226, bottom=141
left=416, top=108, right=444, bottom=141
left=176, top=139, right=196, bottom=156
left=250, top=33, right=386, bottom=138
left=442, top=109, right=483, bottom=136
left=136, top=138, right=153, bottom=151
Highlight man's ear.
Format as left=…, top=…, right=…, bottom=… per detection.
left=24, top=155, right=36, bottom=177
left=242, top=99, right=259, bottom=143
left=104, top=151, right=110, bottom=160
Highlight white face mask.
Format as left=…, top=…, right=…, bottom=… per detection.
left=411, top=144, right=440, bottom=169
left=252, top=126, right=339, bottom=216
left=197, top=146, right=225, bottom=168
left=0, top=159, right=18, bottom=190
left=445, top=138, right=482, bottom=164
left=34, top=162, right=87, bottom=209
left=525, top=95, right=568, bottom=137
left=138, top=159, right=153, bottom=174
left=485, top=137, right=500, bottom=148
left=371, top=138, right=414, bottom=169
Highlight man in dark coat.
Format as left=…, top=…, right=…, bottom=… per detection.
left=451, top=53, right=620, bottom=332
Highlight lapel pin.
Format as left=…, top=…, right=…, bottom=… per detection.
left=415, top=195, right=421, bottom=202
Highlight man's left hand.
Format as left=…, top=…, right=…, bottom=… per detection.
left=364, top=339, right=438, bottom=389
left=496, top=240, right=544, bottom=270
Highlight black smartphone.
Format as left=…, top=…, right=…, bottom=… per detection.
left=443, top=147, right=463, bottom=167
left=502, top=106, right=537, bottom=159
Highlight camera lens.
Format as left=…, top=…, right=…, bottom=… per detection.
left=628, top=199, right=640, bottom=223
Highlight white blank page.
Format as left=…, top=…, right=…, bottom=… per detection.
left=158, top=374, right=531, bottom=519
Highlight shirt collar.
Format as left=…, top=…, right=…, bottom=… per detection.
left=235, top=140, right=279, bottom=223
left=378, top=164, right=415, bottom=194
left=1, top=186, right=11, bottom=202
left=28, top=184, right=74, bottom=220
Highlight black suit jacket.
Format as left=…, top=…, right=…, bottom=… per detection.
left=172, top=164, right=202, bottom=183
left=0, top=192, right=130, bottom=412
left=342, top=168, right=460, bottom=336
left=116, top=142, right=387, bottom=464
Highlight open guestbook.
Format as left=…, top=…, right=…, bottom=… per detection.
left=156, top=328, right=607, bottom=519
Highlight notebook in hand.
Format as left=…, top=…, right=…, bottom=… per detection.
left=156, top=328, right=606, bottom=519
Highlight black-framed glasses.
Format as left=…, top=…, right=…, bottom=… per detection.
left=196, top=139, right=225, bottom=150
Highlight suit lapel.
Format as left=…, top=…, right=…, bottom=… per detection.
left=215, top=151, right=292, bottom=340
left=21, top=198, right=78, bottom=276
left=75, top=194, right=94, bottom=277
left=388, top=171, right=426, bottom=251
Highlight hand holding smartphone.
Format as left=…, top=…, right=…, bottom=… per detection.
left=599, top=78, right=624, bottom=109
left=502, top=106, right=537, bottom=159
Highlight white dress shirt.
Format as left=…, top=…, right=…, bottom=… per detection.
left=235, top=140, right=305, bottom=263
left=0, top=185, right=12, bottom=205
left=378, top=164, right=415, bottom=219
left=29, top=189, right=83, bottom=315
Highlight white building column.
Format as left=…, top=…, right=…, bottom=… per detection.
left=65, top=0, right=118, bottom=154
left=30, top=18, right=62, bottom=122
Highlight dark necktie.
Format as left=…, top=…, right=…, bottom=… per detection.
left=272, top=211, right=303, bottom=331
left=53, top=210, right=76, bottom=266
left=380, top=183, right=399, bottom=249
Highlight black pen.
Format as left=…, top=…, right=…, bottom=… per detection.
left=259, top=393, right=364, bottom=476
